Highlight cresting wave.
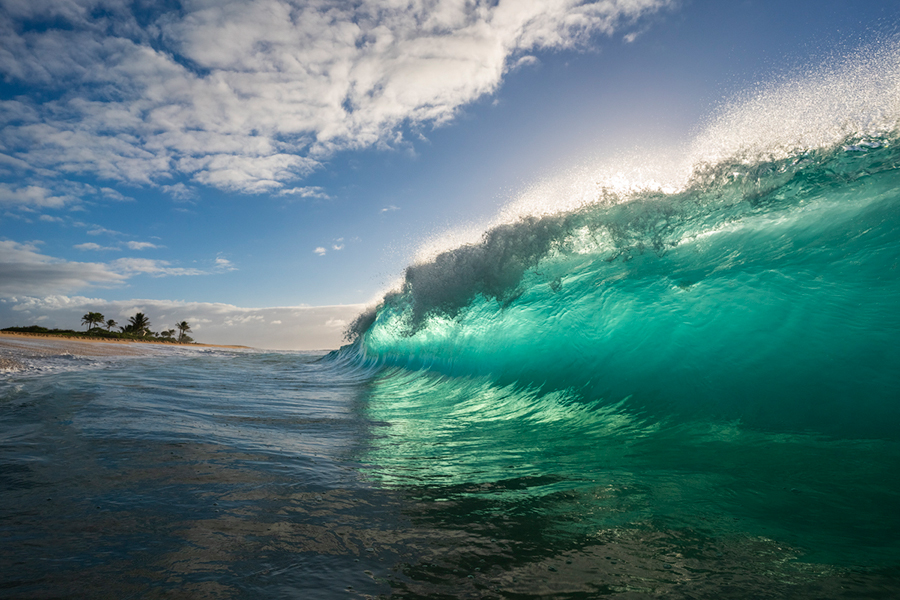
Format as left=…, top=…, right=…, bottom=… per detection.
left=337, top=40, right=900, bottom=438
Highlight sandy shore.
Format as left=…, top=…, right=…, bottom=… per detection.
left=0, top=331, right=249, bottom=349
left=0, top=331, right=251, bottom=363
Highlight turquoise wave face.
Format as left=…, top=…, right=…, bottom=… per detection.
left=334, top=46, right=900, bottom=579
left=354, top=140, right=900, bottom=438
left=334, top=140, right=900, bottom=574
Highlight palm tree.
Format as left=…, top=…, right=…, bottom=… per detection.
left=81, top=312, right=105, bottom=331
left=106, top=319, right=117, bottom=332
left=176, top=321, right=191, bottom=342
left=128, top=313, right=151, bottom=337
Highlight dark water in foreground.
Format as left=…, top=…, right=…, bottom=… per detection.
left=1, top=338, right=899, bottom=599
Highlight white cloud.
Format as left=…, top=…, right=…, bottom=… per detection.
left=276, top=186, right=330, bottom=199
left=223, top=313, right=265, bottom=327
left=0, top=240, right=126, bottom=295
left=74, top=242, right=117, bottom=251
left=0, top=295, right=366, bottom=350
left=511, top=55, right=540, bottom=70
left=0, top=179, right=140, bottom=212
left=39, top=214, right=63, bottom=222
left=332, top=238, right=344, bottom=251
left=380, top=204, right=400, bottom=213
left=100, top=187, right=134, bottom=202
left=214, top=256, right=237, bottom=271
left=0, top=183, right=74, bottom=208
left=0, top=150, right=35, bottom=174
left=0, top=0, right=673, bottom=195
left=0, top=241, right=223, bottom=295
left=111, top=257, right=205, bottom=277
left=161, top=183, right=196, bottom=201
left=125, top=241, right=158, bottom=250
left=314, top=246, right=327, bottom=256
left=87, top=226, right=123, bottom=236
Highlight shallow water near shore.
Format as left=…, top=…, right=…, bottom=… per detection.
left=2, top=339, right=899, bottom=599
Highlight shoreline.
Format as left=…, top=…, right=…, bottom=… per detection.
left=0, top=330, right=252, bottom=350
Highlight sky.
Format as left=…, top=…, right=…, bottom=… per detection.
left=1, top=0, right=897, bottom=349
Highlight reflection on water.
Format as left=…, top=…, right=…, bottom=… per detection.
left=1, top=346, right=899, bottom=598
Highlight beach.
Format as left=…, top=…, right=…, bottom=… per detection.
left=0, top=330, right=250, bottom=353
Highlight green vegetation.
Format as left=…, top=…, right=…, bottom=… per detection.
left=81, top=312, right=105, bottom=331
left=176, top=321, right=192, bottom=342
left=3, top=313, right=198, bottom=344
left=124, top=312, right=151, bottom=337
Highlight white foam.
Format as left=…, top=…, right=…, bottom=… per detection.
left=412, top=38, right=900, bottom=265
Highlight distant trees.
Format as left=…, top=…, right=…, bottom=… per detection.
left=81, top=312, right=105, bottom=331
left=126, top=313, right=151, bottom=337
left=69, top=312, right=195, bottom=343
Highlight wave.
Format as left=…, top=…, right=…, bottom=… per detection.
left=341, top=39, right=900, bottom=438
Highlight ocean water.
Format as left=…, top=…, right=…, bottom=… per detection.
left=4, top=44, right=900, bottom=598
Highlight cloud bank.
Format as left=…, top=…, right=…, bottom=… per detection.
left=0, top=0, right=672, bottom=203
left=0, top=240, right=126, bottom=295
left=0, top=240, right=227, bottom=295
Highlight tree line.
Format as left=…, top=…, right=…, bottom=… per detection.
left=80, top=311, right=193, bottom=343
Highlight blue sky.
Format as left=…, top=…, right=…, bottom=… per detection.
left=1, top=0, right=897, bottom=349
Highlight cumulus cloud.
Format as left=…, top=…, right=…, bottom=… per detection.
left=314, top=246, right=327, bottom=256
left=161, top=183, right=196, bottom=201
left=0, top=183, right=74, bottom=208
left=214, top=256, right=237, bottom=271
left=276, top=186, right=330, bottom=199
left=0, top=294, right=366, bottom=349
left=99, top=187, right=134, bottom=202
left=0, top=0, right=672, bottom=196
left=74, top=242, right=117, bottom=251
left=125, top=241, right=158, bottom=250
left=87, top=226, right=123, bottom=236
left=0, top=179, right=140, bottom=212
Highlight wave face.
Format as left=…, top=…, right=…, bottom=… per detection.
left=349, top=40, right=900, bottom=440
left=327, top=42, right=900, bottom=580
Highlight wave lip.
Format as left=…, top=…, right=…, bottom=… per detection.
left=352, top=37, right=900, bottom=342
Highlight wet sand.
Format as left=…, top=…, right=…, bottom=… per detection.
left=0, top=332, right=251, bottom=369
left=0, top=331, right=250, bottom=353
